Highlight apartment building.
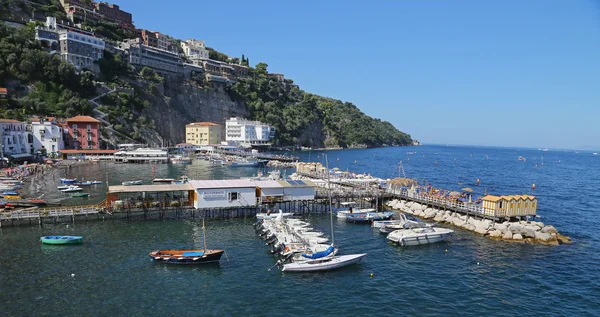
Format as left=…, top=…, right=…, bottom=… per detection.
left=63, top=115, right=101, bottom=150
left=185, top=122, right=222, bottom=145
left=225, top=117, right=275, bottom=147
left=121, top=38, right=183, bottom=75
left=181, top=38, right=209, bottom=61
left=30, top=117, right=64, bottom=157
left=0, top=119, right=32, bottom=159
left=94, top=2, right=133, bottom=27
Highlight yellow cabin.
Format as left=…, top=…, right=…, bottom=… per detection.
left=482, top=194, right=537, bottom=217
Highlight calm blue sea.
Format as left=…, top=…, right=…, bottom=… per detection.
left=2, top=145, right=599, bottom=316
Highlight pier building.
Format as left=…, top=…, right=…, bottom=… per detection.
left=482, top=195, right=537, bottom=217
left=113, top=148, right=169, bottom=163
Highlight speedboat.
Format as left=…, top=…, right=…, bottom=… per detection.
left=281, top=253, right=366, bottom=272
left=60, top=186, right=83, bottom=193
left=90, top=181, right=103, bottom=185
left=73, top=181, right=92, bottom=186
left=122, top=180, right=143, bottom=186
left=386, top=226, right=454, bottom=246
left=336, top=202, right=369, bottom=219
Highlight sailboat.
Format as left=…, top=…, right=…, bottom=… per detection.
left=149, top=218, right=224, bottom=265
left=280, top=154, right=366, bottom=272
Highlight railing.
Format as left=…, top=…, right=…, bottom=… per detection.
left=0, top=205, right=102, bottom=220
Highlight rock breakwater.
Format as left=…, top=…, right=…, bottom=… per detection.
left=385, top=199, right=572, bottom=245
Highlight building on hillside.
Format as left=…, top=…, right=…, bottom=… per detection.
left=0, top=88, right=7, bottom=104
left=183, top=63, right=204, bottom=79
left=63, top=115, right=101, bottom=150
left=231, top=64, right=250, bottom=78
left=225, top=117, right=275, bottom=147
left=138, top=30, right=173, bottom=52
left=482, top=195, right=538, bottom=218
left=180, top=38, right=209, bottom=61
left=121, top=38, right=183, bottom=75
left=65, top=4, right=102, bottom=24
left=60, top=0, right=95, bottom=11
left=201, top=59, right=236, bottom=84
left=267, top=73, right=285, bottom=82
left=30, top=117, right=63, bottom=158
left=35, top=17, right=105, bottom=70
left=93, top=2, right=133, bottom=28
left=185, top=122, right=222, bottom=145
left=0, top=119, right=32, bottom=161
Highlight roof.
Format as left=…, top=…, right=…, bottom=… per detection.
left=59, top=149, right=118, bottom=154
left=31, top=117, right=57, bottom=123
left=0, top=88, right=7, bottom=94
left=483, top=195, right=503, bottom=202
left=9, top=153, right=32, bottom=159
left=186, top=122, right=221, bottom=127
left=277, top=180, right=315, bottom=187
left=190, top=179, right=257, bottom=189
left=0, top=119, right=22, bottom=123
left=65, top=115, right=100, bottom=123
left=253, top=180, right=283, bottom=189
left=109, top=183, right=194, bottom=193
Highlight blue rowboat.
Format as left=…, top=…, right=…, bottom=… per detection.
left=60, top=178, right=77, bottom=184
left=40, top=236, right=83, bottom=245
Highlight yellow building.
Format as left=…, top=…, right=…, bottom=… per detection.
left=185, top=122, right=222, bottom=145
left=482, top=194, right=537, bottom=217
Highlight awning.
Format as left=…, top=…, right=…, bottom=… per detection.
left=9, top=153, right=32, bottom=159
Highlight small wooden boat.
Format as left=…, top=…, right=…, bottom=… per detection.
left=150, top=218, right=224, bottom=265
left=122, top=180, right=143, bottom=186
left=40, top=236, right=83, bottom=245
left=72, top=193, right=90, bottom=198
left=60, top=178, right=77, bottom=184
left=149, top=249, right=224, bottom=264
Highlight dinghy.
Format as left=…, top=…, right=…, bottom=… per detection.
left=40, top=236, right=83, bottom=245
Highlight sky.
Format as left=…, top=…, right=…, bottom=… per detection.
left=115, top=0, right=600, bottom=150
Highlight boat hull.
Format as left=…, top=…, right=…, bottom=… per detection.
left=41, top=236, right=83, bottom=245
left=282, top=253, right=366, bottom=272
left=386, top=228, right=454, bottom=246
left=149, top=249, right=224, bottom=265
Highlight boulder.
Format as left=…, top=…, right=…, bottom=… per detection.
left=474, top=226, right=489, bottom=235
left=452, top=218, right=465, bottom=227
left=530, top=221, right=545, bottom=229
left=433, top=215, right=445, bottom=222
left=494, top=223, right=509, bottom=233
left=503, top=231, right=513, bottom=240
left=556, top=234, right=572, bottom=244
left=480, top=219, right=492, bottom=229
left=541, top=225, right=558, bottom=234
left=468, top=217, right=478, bottom=226
left=508, top=223, right=524, bottom=234
left=424, top=209, right=437, bottom=219
left=489, top=229, right=503, bottom=238
left=513, top=233, right=524, bottom=241
left=405, top=201, right=414, bottom=208
left=522, top=225, right=538, bottom=238
left=534, top=231, right=553, bottom=242
left=404, top=208, right=414, bottom=215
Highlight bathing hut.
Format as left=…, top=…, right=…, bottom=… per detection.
left=482, top=194, right=537, bottom=218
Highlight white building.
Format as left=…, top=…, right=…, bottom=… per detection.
left=0, top=119, right=32, bottom=160
left=36, top=17, right=105, bottom=70
left=31, top=117, right=63, bottom=157
left=113, top=148, right=169, bottom=163
left=225, top=117, right=276, bottom=147
left=190, top=179, right=258, bottom=209
left=181, top=38, right=209, bottom=61
left=121, top=38, right=183, bottom=75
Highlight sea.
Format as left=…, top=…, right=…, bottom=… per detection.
left=1, top=144, right=599, bottom=316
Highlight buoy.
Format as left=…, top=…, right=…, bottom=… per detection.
left=532, top=184, right=536, bottom=190
left=369, top=273, right=374, bottom=278
left=477, top=262, right=480, bottom=265
left=71, top=273, right=75, bottom=277
left=445, top=249, right=448, bottom=252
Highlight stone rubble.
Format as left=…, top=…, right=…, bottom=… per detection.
left=384, top=199, right=571, bottom=245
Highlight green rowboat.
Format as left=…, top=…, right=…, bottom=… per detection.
left=40, top=236, right=83, bottom=245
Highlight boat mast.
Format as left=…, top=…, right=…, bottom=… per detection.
left=325, top=153, right=334, bottom=246
left=202, top=217, right=207, bottom=252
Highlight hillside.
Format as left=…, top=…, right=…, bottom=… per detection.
left=0, top=10, right=412, bottom=148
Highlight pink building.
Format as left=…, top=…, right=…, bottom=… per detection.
left=63, top=115, right=101, bottom=149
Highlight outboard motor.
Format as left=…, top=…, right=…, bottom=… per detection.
left=265, top=236, right=278, bottom=246
left=270, top=244, right=283, bottom=254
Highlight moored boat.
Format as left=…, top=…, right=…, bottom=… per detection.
left=60, top=178, right=77, bottom=184
left=40, top=236, right=83, bottom=245
left=122, top=180, right=143, bottom=186
left=281, top=253, right=366, bottom=272
left=149, top=249, right=224, bottom=264
left=386, top=226, right=454, bottom=246
left=60, top=186, right=83, bottom=193
left=72, top=192, right=90, bottom=197
left=152, top=178, right=176, bottom=183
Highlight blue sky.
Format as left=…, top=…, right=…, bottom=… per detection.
left=116, top=0, right=600, bottom=150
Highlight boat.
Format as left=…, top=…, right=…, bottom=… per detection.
left=59, top=178, right=76, bottom=184
left=386, top=226, right=454, bottom=246
left=122, top=180, right=143, bottom=186
left=335, top=202, right=371, bottom=219
left=90, top=181, right=103, bottom=185
left=73, top=181, right=92, bottom=186
left=2, top=191, right=19, bottom=196
left=346, top=211, right=394, bottom=223
left=171, top=155, right=192, bottom=164
left=256, top=210, right=294, bottom=220
left=150, top=218, right=224, bottom=265
left=152, top=178, right=176, bottom=183
left=40, top=236, right=83, bottom=245
left=227, top=159, right=268, bottom=167
left=279, top=154, right=366, bottom=272
left=372, top=213, right=424, bottom=229
left=60, top=186, right=83, bottom=193
left=57, top=185, right=70, bottom=190
left=72, top=192, right=90, bottom=197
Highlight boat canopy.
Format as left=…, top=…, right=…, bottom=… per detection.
left=301, top=245, right=335, bottom=259
left=182, top=251, right=204, bottom=257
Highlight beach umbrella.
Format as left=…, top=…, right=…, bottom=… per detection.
left=462, top=187, right=474, bottom=193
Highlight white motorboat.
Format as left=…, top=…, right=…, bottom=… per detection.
left=336, top=202, right=373, bottom=219
left=375, top=213, right=432, bottom=233
left=386, top=226, right=454, bottom=246
left=60, top=186, right=83, bottom=193
left=122, top=180, right=143, bottom=186
left=282, top=253, right=366, bottom=272
left=256, top=211, right=294, bottom=220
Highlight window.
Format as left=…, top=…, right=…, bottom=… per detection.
left=228, top=192, right=239, bottom=201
